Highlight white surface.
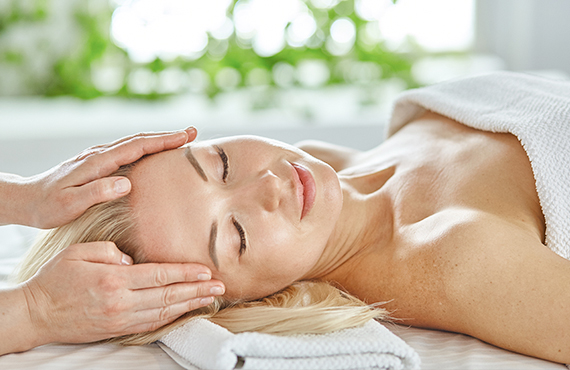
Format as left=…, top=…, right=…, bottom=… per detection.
left=0, top=342, right=183, bottom=370
left=390, top=324, right=566, bottom=370
left=0, top=85, right=397, bottom=141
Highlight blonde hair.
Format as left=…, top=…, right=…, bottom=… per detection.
left=14, top=165, right=387, bottom=346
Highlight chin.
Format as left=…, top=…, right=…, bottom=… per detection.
left=320, top=161, right=343, bottom=208
left=314, top=162, right=343, bottom=234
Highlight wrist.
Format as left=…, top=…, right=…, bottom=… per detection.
left=0, top=285, right=45, bottom=355
left=20, top=282, right=51, bottom=350
left=0, top=173, right=35, bottom=227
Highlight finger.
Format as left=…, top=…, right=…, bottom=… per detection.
left=104, top=127, right=196, bottom=156
left=130, top=281, right=224, bottom=311
left=66, top=176, right=131, bottom=214
left=91, top=127, right=197, bottom=150
left=81, top=128, right=197, bottom=179
left=65, top=241, right=133, bottom=266
left=122, top=296, right=216, bottom=335
left=125, top=263, right=214, bottom=289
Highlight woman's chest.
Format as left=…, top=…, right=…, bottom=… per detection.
left=338, top=113, right=548, bottom=321
left=351, top=114, right=545, bottom=236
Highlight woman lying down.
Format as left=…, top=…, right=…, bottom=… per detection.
left=17, top=71, right=570, bottom=363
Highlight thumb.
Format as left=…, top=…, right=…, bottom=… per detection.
left=65, top=241, right=133, bottom=266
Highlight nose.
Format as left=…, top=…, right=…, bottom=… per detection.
left=256, top=169, right=282, bottom=212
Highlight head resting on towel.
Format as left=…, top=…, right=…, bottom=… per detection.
left=16, top=135, right=386, bottom=345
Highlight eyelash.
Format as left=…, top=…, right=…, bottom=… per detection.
left=233, top=218, right=247, bottom=256
left=215, top=145, right=246, bottom=256
left=215, top=146, right=229, bottom=182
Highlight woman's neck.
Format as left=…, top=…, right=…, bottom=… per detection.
left=303, top=165, right=396, bottom=282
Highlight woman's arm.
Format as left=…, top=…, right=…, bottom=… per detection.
left=420, top=215, right=570, bottom=363
left=294, top=140, right=361, bottom=172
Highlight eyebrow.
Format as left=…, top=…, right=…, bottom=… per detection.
left=184, top=146, right=218, bottom=269
left=209, top=221, right=219, bottom=270
left=184, top=146, right=208, bottom=182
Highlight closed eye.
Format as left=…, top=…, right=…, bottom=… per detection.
left=233, top=218, right=247, bottom=257
left=215, top=145, right=229, bottom=182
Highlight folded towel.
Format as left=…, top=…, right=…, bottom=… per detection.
left=388, top=71, right=570, bottom=260
left=158, top=319, right=420, bottom=370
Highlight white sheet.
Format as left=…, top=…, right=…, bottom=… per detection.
left=0, top=322, right=565, bottom=370
left=0, top=342, right=183, bottom=370
left=389, top=324, right=566, bottom=370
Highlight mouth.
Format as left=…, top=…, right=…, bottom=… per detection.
left=290, top=162, right=316, bottom=220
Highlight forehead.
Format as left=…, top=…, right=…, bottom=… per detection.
left=129, top=147, right=209, bottom=263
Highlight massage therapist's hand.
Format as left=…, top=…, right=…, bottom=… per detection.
left=17, top=241, right=225, bottom=350
left=1, top=128, right=196, bottom=229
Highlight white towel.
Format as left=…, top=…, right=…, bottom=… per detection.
left=158, top=319, right=420, bottom=370
left=388, top=71, right=570, bottom=260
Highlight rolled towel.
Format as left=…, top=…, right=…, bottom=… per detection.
left=158, top=319, right=420, bottom=370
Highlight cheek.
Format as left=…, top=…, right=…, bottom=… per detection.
left=263, top=225, right=322, bottom=276
left=259, top=226, right=295, bottom=262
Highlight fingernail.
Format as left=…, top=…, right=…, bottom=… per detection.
left=210, top=286, right=224, bottom=295
left=197, top=273, right=211, bottom=281
left=185, top=126, right=196, bottom=131
left=121, top=254, right=133, bottom=265
left=114, top=178, right=130, bottom=194
left=200, top=296, right=214, bottom=306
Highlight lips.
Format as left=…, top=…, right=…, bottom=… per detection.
left=291, top=163, right=316, bottom=220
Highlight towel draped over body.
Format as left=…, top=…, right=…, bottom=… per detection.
left=389, top=71, right=570, bottom=260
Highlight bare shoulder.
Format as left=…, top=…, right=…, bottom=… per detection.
left=396, top=209, right=570, bottom=363
left=294, top=140, right=362, bottom=172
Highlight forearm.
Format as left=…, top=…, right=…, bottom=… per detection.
left=0, top=286, right=42, bottom=356
left=0, top=173, right=31, bottom=227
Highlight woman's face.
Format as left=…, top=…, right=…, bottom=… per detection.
left=129, top=135, right=342, bottom=300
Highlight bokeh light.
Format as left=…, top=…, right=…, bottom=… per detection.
left=327, top=17, right=356, bottom=56
left=107, top=0, right=474, bottom=97
left=233, top=0, right=312, bottom=57
left=112, top=0, right=473, bottom=63
left=111, top=0, right=233, bottom=62
left=296, top=60, right=330, bottom=87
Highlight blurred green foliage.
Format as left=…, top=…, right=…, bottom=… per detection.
left=0, top=0, right=419, bottom=100
left=0, top=0, right=48, bottom=32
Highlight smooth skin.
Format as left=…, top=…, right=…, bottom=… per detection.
left=0, top=128, right=225, bottom=356
left=303, top=111, right=569, bottom=363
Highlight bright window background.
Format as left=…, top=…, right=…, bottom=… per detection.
left=110, top=0, right=474, bottom=61
left=90, top=0, right=477, bottom=98
left=0, top=0, right=478, bottom=100
left=0, top=0, right=483, bottom=151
